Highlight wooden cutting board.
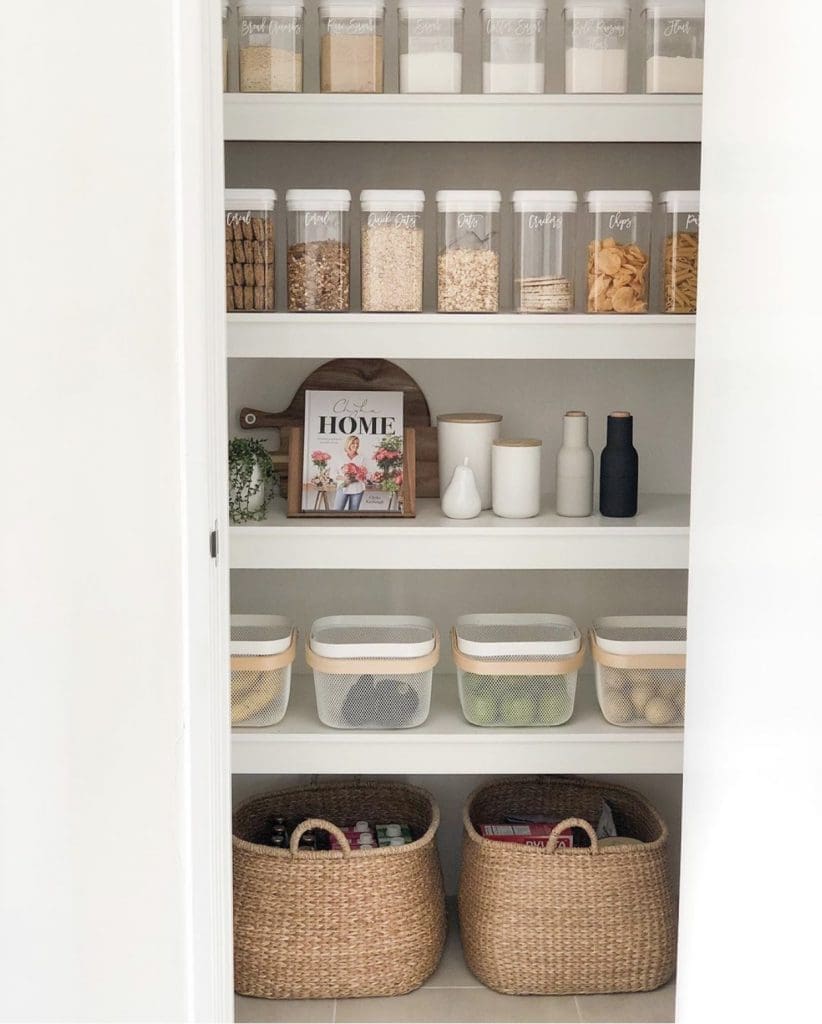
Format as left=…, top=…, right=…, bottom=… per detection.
left=239, top=359, right=440, bottom=498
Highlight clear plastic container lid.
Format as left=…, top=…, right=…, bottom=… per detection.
left=659, top=189, right=700, bottom=213
left=238, top=2, right=306, bottom=13
left=360, top=189, right=426, bottom=212
left=455, top=614, right=581, bottom=657
left=399, top=1, right=463, bottom=17
left=320, top=1, right=385, bottom=12
left=310, top=615, right=437, bottom=659
left=584, top=189, right=653, bottom=213
left=225, top=188, right=277, bottom=211
left=563, top=0, right=629, bottom=13
left=482, top=0, right=548, bottom=11
left=230, top=614, right=294, bottom=656
left=435, top=190, right=502, bottom=213
left=593, top=615, right=687, bottom=655
left=642, top=1, right=704, bottom=15
left=511, top=190, right=578, bottom=213
left=285, top=188, right=352, bottom=211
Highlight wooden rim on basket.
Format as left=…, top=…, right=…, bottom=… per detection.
left=230, top=630, right=298, bottom=672
left=589, top=631, right=686, bottom=670
left=451, top=628, right=585, bottom=676
left=304, top=631, right=441, bottom=675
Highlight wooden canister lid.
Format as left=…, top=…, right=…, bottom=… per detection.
left=437, top=413, right=503, bottom=424
left=492, top=438, right=542, bottom=447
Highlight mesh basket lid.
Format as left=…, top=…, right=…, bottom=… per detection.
left=593, top=615, right=687, bottom=655
left=230, top=615, right=294, bottom=656
left=455, top=614, right=581, bottom=657
left=310, top=615, right=437, bottom=660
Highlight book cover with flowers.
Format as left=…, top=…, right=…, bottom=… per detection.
left=302, top=390, right=405, bottom=513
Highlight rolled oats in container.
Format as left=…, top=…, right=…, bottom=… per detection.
left=584, top=190, right=652, bottom=313
left=659, top=190, right=699, bottom=313
left=286, top=189, right=351, bottom=312
left=360, top=190, right=425, bottom=312
left=225, top=189, right=276, bottom=312
left=436, top=190, right=501, bottom=313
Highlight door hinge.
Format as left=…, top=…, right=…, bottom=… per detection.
left=210, top=523, right=219, bottom=560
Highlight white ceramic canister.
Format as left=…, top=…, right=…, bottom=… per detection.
left=556, top=410, right=594, bottom=517
left=491, top=438, right=542, bottom=519
left=437, top=413, right=502, bottom=510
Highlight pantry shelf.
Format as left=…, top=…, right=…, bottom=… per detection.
left=232, top=675, right=683, bottom=775
left=223, top=93, right=702, bottom=143
left=229, top=494, right=690, bottom=570
left=227, top=313, right=696, bottom=360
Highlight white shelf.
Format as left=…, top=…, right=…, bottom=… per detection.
left=227, top=313, right=696, bottom=360
left=229, top=494, right=689, bottom=570
left=224, top=93, right=702, bottom=143
left=232, top=675, right=683, bottom=775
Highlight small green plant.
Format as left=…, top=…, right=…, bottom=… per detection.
left=228, top=437, right=276, bottom=524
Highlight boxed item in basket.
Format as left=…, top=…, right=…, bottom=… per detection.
left=590, top=616, right=686, bottom=727
left=480, top=823, right=574, bottom=849
left=306, top=615, right=440, bottom=729
left=451, top=614, right=585, bottom=727
left=230, top=615, right=297, bottom=727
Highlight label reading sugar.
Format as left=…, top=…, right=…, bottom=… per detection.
left=486, top=17, right=544, bottom=37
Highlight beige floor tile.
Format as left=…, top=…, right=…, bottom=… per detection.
left=235, top=994, right=336, bottom=1023
left=335, top=987, right=580, bottom=1023
left=575, top=979, right=676, bottom=1023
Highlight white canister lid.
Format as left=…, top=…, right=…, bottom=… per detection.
left=399, top=0, right=463, bottom=13
left=642, top=0, right=704, bottom=16
left=563, top=0, right=629, bottom=14
left=286, top=188, right=352, bottom=212
left=320, top=1, right=385, bottom=12
left=584, top=189, right=653, bottom=213
left=659, top=189, right=700, bottom=213
left=360, top=189, right=425, bottom=212
left=511, top=190, right=578, bottom=213
left=482, top=0, right=548, bottom=11
left=225, top=188, right=276, bottom=211
left=435, top=190, right=502, bottom=213
left=239, top=2, right=306, bottom=13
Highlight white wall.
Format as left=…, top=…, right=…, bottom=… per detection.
left=677, top=1, right=822, bottom=1021
left=0, top=1, right=229, bottom=1021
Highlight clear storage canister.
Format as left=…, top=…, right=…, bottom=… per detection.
left=225, top=188, right=276, bottom=312
left=360, top=190, right=425, bottom=312
left=563, top=0, right=629, bottom=94
left=512, top=190, right=577, bottom=313
left=398, top=1, right=464, bottom=94
left=659, top=190, right=698, bottom=313
left=584, top=190, right=652, bottom=313
left=436, top=190, right=501, bottom=313
left=643, top=0, right=704, bottom=93
left=238, top=2, right=304, bottom=93
left=320, top=1, right=385, bottom=93
left=222, top=1, right=230, bottom=91
left=286, top=189, right=351, bottom=312
left=481, top=1, right=547, bottom=94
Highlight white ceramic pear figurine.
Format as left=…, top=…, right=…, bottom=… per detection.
left=441, top=458, right=482, bottom=519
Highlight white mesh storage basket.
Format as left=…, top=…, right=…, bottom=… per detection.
left=591, top=616, right=686, bottom=727
left=306, top=616, right=439, bottom=730
left=231, top=615, right=297, bottom=727
left=452, top=614, right=584, bottom=727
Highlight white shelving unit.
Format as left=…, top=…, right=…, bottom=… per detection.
left=232, top=676, right=683, bottom=775
left=229, top=494, right=689, bottom=570
left=224, top=93, right=702, bottom=143
left=228, top=313, right=696, bottom=361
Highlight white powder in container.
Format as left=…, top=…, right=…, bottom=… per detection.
left=565, top=47, right=627, bottom=93
left=483, top=62, right=544, bottom=93
left=645, top=55, right=703, bottom=93
left=400, top=51, right=462, bottom=93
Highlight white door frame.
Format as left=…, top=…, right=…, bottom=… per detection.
left=175, top=0, right=233, bottom=1019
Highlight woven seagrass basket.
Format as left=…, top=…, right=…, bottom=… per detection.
left=233, top=779, right=446, bottom=1000
left=458, top=775, right=676, bottom=996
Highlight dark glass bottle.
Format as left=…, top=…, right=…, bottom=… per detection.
left=599, top=412, right=638, bottom=518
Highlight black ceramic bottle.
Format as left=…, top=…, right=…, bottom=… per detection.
left=599, top=412, right=638, bottom=517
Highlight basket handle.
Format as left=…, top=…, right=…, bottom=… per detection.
left=451, top=628, right=585, bottom=676
left=231, top=630, right=298, bottom=672
left=289, top=818, right=352, bottom=857
left=305, top=631, right=440, bottom=675
left=589, top=630, right=686, bottom=671
left=545, top=817, right=599, bottom=854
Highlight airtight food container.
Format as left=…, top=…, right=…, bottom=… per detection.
left=286, top=189, right=351, bottom=311
left=238, top=2, right=305, bottom=93
left=563, top=0, right=630, bottom=94
left=320, top=1, right=385, bottom=93
left=360, top=189, right=425, bottom=312
left=306, top=616, right=440, bottom=729
left=225, top=188, right=276, bottom=312
left=584, top=190, right=652, bottom=313
left=398, top=1, right=464, bottom=94
left=659, top=189, right=699, bottom=313
left=436, top=190, right=501, bottom=313
left=231, top=615, right=297, bottom=727
left=643, top=0, right=704, bottom=93
left=591, top=616, right=686, bottom=727
left=512, top=190, right=577, bottom=313
left=481, top=1, right=548, bottom=94
left=452, top=614, right=584, bottom=727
